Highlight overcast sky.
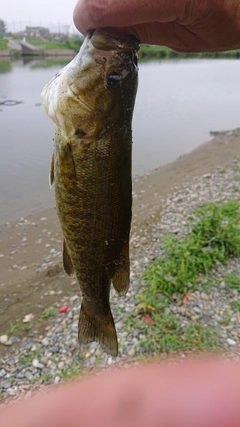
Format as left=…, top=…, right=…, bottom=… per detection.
left=2, top=0, right=79, bottom=32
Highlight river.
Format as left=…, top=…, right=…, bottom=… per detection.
left=0, top=57, right=240, bottom=224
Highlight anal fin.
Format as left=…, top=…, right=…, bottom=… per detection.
left=63, top=239, right=74, bottom=277
left=111, top=240, right=130, bottom=296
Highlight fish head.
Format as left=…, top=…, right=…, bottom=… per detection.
left=41, top=29, right=139, bottom=141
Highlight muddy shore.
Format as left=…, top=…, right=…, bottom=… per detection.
left=0, top=128, right=240, bottom=357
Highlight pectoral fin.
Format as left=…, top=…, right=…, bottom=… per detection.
left=111, top=240, right=130, bottom=296
left=63, top=239, right=74, bottom=277
left=49, top=152, right=54, bottom=187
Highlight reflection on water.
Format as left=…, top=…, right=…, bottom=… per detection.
left=0, top=60, right=11, bottom=73
left=0, top=57, right=240, bottom=223
left=23, top=57, right=70, bottom=68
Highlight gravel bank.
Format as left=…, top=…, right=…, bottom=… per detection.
left=1, top=129, right=240, bottom=402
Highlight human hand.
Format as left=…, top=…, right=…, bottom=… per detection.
left=1, top=359, right=240, bottom=427
left=73, top=0, right=240, bottom=52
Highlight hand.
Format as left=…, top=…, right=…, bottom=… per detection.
left=2, top=359, right=240, bottom=427
left=73, top=0, right=240, bottom=52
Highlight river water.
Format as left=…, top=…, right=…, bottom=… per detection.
left=0, top=57, right=240, bottom=224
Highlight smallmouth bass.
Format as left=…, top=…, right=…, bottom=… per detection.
left=41, top=29, right=139, bottom=356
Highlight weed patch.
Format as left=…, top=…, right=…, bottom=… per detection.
left=225, top=273, right=240, bottom=291
left=124, top=200, right=240, bottom=355
left=38, top=307, right=56, bottom=321
left=143, top=200, right=240, bottom=297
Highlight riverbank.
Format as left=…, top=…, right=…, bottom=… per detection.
left=0, top=128, right=240, bottom=400
left=1, top=37, right=240, bottom=60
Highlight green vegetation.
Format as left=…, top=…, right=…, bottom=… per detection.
left=138, top=44, right=240, bottom=61
left=38, top=307, right=56, bottom=321
left=0, top=61, right=11, bottom=73
left=4, top=321, right=21, bottom=335
left=25, top=37, right=83, bottom=52
left=59, top=363, right=83, bottom=379
left=225, top=273, right=240, bottom=292
left=219, top=311, right=231, bottom=326
left=231, top=301, right=240, bottom=311
left=30, top=59, right=70, bottom=69
left=143, top=200, right=240, bottom=297
left=19, top=349, right=41, bottom=365
left=0, top=39, right=8, bottom=50
left=27, top=36, right=239, bottom=59
left=124, top=200, right=240, bottom=355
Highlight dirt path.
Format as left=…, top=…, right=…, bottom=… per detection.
left=0, top=128, right=240, bottom=356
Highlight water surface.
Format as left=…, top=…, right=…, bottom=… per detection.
left=0, top=58, right=240, bottom=224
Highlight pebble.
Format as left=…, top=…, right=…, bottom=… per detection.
left=32, top=359, right=40, bottom=368
left=0, top=335, right=8, bottom=344
left=1, top=156, right=240, bottom=401
left=227, top=339, right=237, bottom=346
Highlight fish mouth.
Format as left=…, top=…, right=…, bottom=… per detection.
left=69, top=87, right=94, bottom=112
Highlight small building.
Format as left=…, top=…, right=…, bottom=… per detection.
left=25, top=26, right=50, bottom=38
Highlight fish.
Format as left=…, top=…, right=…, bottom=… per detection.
left=41, top=29, right=139, bottom=357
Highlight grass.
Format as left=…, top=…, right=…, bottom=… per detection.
left=138, top=44, right=240, bottom=61
left=59, top=363, right=83, bottom=379
left=225, top=273, right=240, bottom=291
left=231, top=301, right=240, bottom=311
left=0, top=40, right=8, bottom=50
left=219, top=311, right=231, bottom=326
left=25, top=38, right=83, bottom=52
left=0, top=61, right=11, bottom=73
left=30, top=59, right=69, bottom=69
left=4, top=321, right=21, bottom=335
left=143, top=200, right=240, bottom=298
left=19, top=349, right=41, bottom=365
left=38, top=307, right=56, bottom=321
left=124, top=200, right=240, bottom=355
left=125, top=299, right=218, bottom=354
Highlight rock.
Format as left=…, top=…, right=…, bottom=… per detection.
left=128, top=348, right=135, bottom=357
left=3, top=382, right=11, bottom=389
left=22, top=313, right=34, bottom=323
left=227, top=338, right=237, bottom=346
left=50, top=346, right=59, bottom=353
left=200, top=292, right=209, bottom=300
left=42, top=338, right=49, bottom=346
left=0, top=335, right=8, bottom=344
left=7, top=387, right=18, bottom=396
left=58, top=362, right=65, bottom=369
left=32, top=358, right=40, bottom=368
left=25, top=371, right=33, bottom=380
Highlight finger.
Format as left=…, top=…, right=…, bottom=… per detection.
left=73, top=0, right=183, bottom=35
left=110, top=22, right=203, bottom=52
left=1, top=359, right=240, bottom=427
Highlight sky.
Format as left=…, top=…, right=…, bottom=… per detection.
left=1, top=0, right=79, bottom=32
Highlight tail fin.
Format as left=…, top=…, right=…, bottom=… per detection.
left=78, top=301, right=118, bottom=357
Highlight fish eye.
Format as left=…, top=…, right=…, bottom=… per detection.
left=106, top=71, right=121, bottom=89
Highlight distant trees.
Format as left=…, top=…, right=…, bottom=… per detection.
left=0, top=19, right=7, bottom=37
